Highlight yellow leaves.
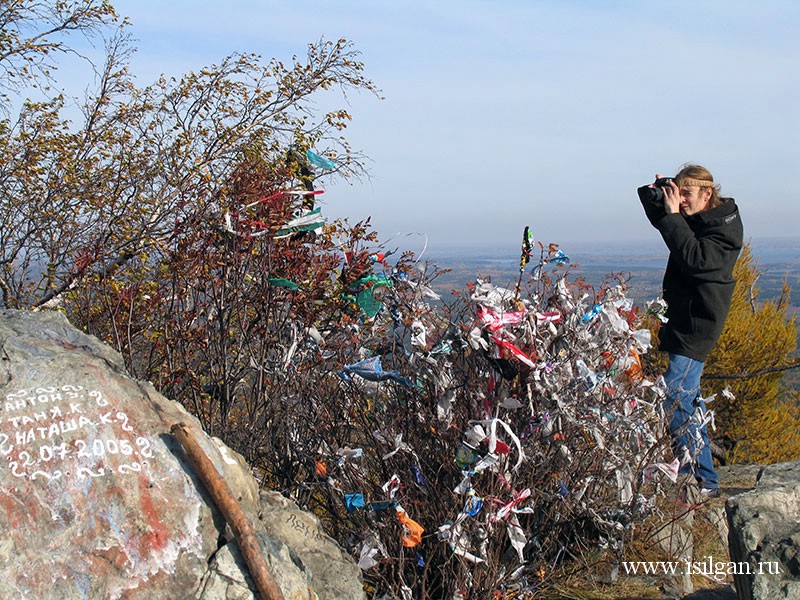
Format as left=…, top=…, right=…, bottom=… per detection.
left=1, top=27, right=378, bottom=313
left=325, top=110, right=353, bottom=131
left=704, top=243, right=799, bottom=464
left=731, top=395, right=800, bottom=463
left=0, top=0, right=122, bottom=104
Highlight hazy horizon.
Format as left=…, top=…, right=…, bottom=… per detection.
left=418, top=233, right=800, bottom=264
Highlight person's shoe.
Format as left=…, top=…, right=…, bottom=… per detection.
left=700, top=486, right=721, bottom=499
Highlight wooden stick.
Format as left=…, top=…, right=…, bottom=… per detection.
left=171, top=422, right=286, bottom=600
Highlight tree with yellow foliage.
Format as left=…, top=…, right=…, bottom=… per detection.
left=0, top=1, right=378, bottom=311
left=702, top=244, right=800, bottom=463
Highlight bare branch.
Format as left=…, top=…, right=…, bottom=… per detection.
left=704, top=360, right=800, bottom=380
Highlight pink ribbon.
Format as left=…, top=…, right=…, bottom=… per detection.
left=477, top=306, right=526, bottom=332
left=493, top=487, right=531, bottom=522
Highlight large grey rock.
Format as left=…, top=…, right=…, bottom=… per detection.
left=726, top=460, right=800, bottom=600
left=0, top=309, right=365, bottom=599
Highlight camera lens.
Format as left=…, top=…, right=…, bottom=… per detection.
left=640, top=186, right=665, bottom=203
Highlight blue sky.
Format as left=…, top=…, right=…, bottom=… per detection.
left=98, top=1, right=799, bottom=250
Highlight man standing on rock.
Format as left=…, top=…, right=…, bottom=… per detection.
left=638, top=164, right=743, bottom=497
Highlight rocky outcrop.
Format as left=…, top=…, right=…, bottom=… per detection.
left=726, top=460, right=800, bottom=600
left=0, top=309, right=364, bottom=600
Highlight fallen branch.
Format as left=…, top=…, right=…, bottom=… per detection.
left=171, top=422, right=286, bottom=600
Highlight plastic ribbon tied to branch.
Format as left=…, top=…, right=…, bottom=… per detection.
left=222, top=189, right=325, bottom=239
left=340, top=356, right=414, bottom=387
left=305, top=148, right=336, bottom=170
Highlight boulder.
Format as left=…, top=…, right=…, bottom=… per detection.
left=0, top=309, right=365, bottom=600
left=726, top=460, right=800, bottom=600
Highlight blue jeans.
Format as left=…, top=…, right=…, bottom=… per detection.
left=663, top=354, right=718, bottom=489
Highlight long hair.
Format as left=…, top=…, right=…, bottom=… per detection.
left=676, top=164, right=723, bottom=208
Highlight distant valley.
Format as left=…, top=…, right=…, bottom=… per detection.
left=420, top=236, right=800, bottom=312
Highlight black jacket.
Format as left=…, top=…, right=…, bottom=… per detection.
left=638, top=186, right=744, bottom=361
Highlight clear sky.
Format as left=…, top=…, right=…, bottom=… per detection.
left=101, top=1, right=799, bottom=250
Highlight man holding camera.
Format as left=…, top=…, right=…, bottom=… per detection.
left=638, top=164, right=743, bottom=497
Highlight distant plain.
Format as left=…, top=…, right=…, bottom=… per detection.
left=423, top=236, right=800, bottom=313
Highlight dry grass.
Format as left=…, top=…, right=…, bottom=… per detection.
left=531, top=481, right=736, bottom=600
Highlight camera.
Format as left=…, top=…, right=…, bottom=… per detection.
left=639, top=176, right=675, bottom=204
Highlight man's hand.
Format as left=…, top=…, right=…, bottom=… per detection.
left=662, top=180, right=681, bottom=214
left=653, top=173, right=681, bottom=215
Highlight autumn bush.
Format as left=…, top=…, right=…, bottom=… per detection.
left=703, top=245, right=800, bottom=463
left=67, top=167, right=687, bottom=597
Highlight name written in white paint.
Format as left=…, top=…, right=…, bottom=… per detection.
left=0, top=385, right=155, bottom=481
